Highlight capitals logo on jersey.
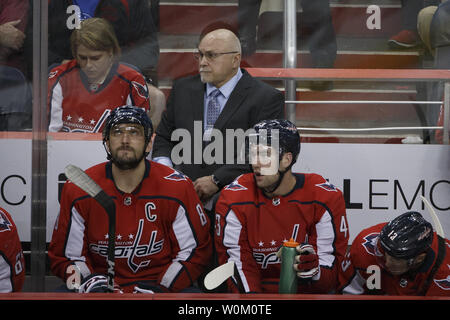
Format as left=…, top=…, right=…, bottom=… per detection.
left=164, top=171, right=187, bottom=182
left=132, top=81, right=149, bottom=99
left=62, top=109, right=111, bottom=133
left=253, top=251, right=279, bottom=269
left=0, top=210, right=12, bottom=232
left=434, top=274, right=450, bottom=290
left=224, top=180, right=247, bottom=191
left=362, top=233, right=383, bottom=257
left=48, top=70, right=58, bottom=79
left=315, top=181, right=338, bottom=192
left=90, top=219, right=164, bottom=273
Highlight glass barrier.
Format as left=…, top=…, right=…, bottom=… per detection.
left=0, top=0, right=449, bottom=293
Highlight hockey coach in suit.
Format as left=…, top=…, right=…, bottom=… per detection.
left=152, top=28, right=284, bottom=208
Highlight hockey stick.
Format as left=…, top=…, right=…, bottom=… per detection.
left=204, top=261, right=235, bottom=290
left=64, top=164, right=116, bottom=292
left=419, top=195, right=446, bottom=295
left=203, top=261, right=245, bottom=292
left=420, top=195, right=445, bottom=238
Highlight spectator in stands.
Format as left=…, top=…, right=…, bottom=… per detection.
left=417, top=1, right=450, bottom=143
left=0, top=65, right=32, bottom=131
left=338, top=211, right=450, bottom=296
left=388, top=0, right=440, bottom=49
left=237, top=0, right=336, bottom=91
left=417, top=1, right=450, bottom=58
left=26, top=0, right=165, bottom=129
left=418, top=6, right=437, bottom=56
left=0, top=1, right=32, bottom=131
left=0, top=0, right=28, bottom=73
left=152, top=28, right=284, bottom=218
left=47, top=18, right=150, bottom=133
left=0, top=206, right=26, bottom=292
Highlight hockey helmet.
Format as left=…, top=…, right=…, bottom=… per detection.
left=378, top=211, right=433, bottom=260
left=103, top=105, right=153, bottom=144
left=251, top=119, right=300, bottom=164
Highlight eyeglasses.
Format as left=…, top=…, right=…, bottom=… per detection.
left=193, top=51, right=238, bottom=61
left=110, top=125, right=144, bottom=138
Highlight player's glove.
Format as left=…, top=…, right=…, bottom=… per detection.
left=78, top=274, right=123, bottom=293
left=293, top=244, right=320, bottom=280
left=132, top=281, right=171, bottom=294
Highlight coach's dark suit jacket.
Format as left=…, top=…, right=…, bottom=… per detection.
left=152, top=69, right=285, bottom=186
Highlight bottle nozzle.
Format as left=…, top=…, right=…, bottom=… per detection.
left=283, top=238, right=299, bottom=248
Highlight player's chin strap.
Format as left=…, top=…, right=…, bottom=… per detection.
left=103, top=140, right=113, bottom=160
left=262, top=168, right=288, bottom=194
left=260, top=154, right=295, bottom=195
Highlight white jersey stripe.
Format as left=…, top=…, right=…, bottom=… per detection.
left=48, top=82, right=64, bottom=132
left=223, top=209, right=250, bottom=293
left=342, top=270, right=366, bottom=295
left=65, top=206, right=87, bottom=263
left=160, top=205, right=197, bottom=288
left=126, top=94, right=133, bottom=106
left=172, top=205, right=197, bottom=261
left=0, top=255, right=12, bottom=292
left=74, top=260, right=91, bottom=279
left=160, top=261, right=183, bottom=288
left=315, top=210, right=336, bottom=267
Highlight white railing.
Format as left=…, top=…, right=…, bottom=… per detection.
left=247, top=67, right=450, bottom=144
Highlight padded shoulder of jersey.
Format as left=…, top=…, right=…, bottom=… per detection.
left=350, top=223, right=385, bottom=269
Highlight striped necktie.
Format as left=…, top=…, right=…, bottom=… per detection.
left=204, top=89, right=221, bottom=140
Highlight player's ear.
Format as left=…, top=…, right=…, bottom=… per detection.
left=414, top=252, right=427, bottom=265
left=280, top=152, right=293, bottom=170
left=145, top=139, right=152, bottom=153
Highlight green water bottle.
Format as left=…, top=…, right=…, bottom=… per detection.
left=278, top=238, right=299, bottom=294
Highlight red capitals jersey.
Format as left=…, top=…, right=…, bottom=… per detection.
left=48, top=161, right=212, bottom=292
left=47, top=60, right=150, bottom=133
left=215, top=173, right=349, bottom=293
left=338, top=223, right=450, bottom=296
left=0, top=207, right=25, bottom=292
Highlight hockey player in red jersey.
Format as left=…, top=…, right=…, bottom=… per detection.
left=48, top=105, right=212, bottom=293
left=0, top=206, right=25, bottom=292
left=338, top=211, right=450, bottom=296
left=47, top=18, right=150, bottom=133
left=214, top=119, right=349, bottom=293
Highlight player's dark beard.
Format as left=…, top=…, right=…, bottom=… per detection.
left=262, top=172, right=283, bottom=194
left=111, top=147, right=146, bottom=170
